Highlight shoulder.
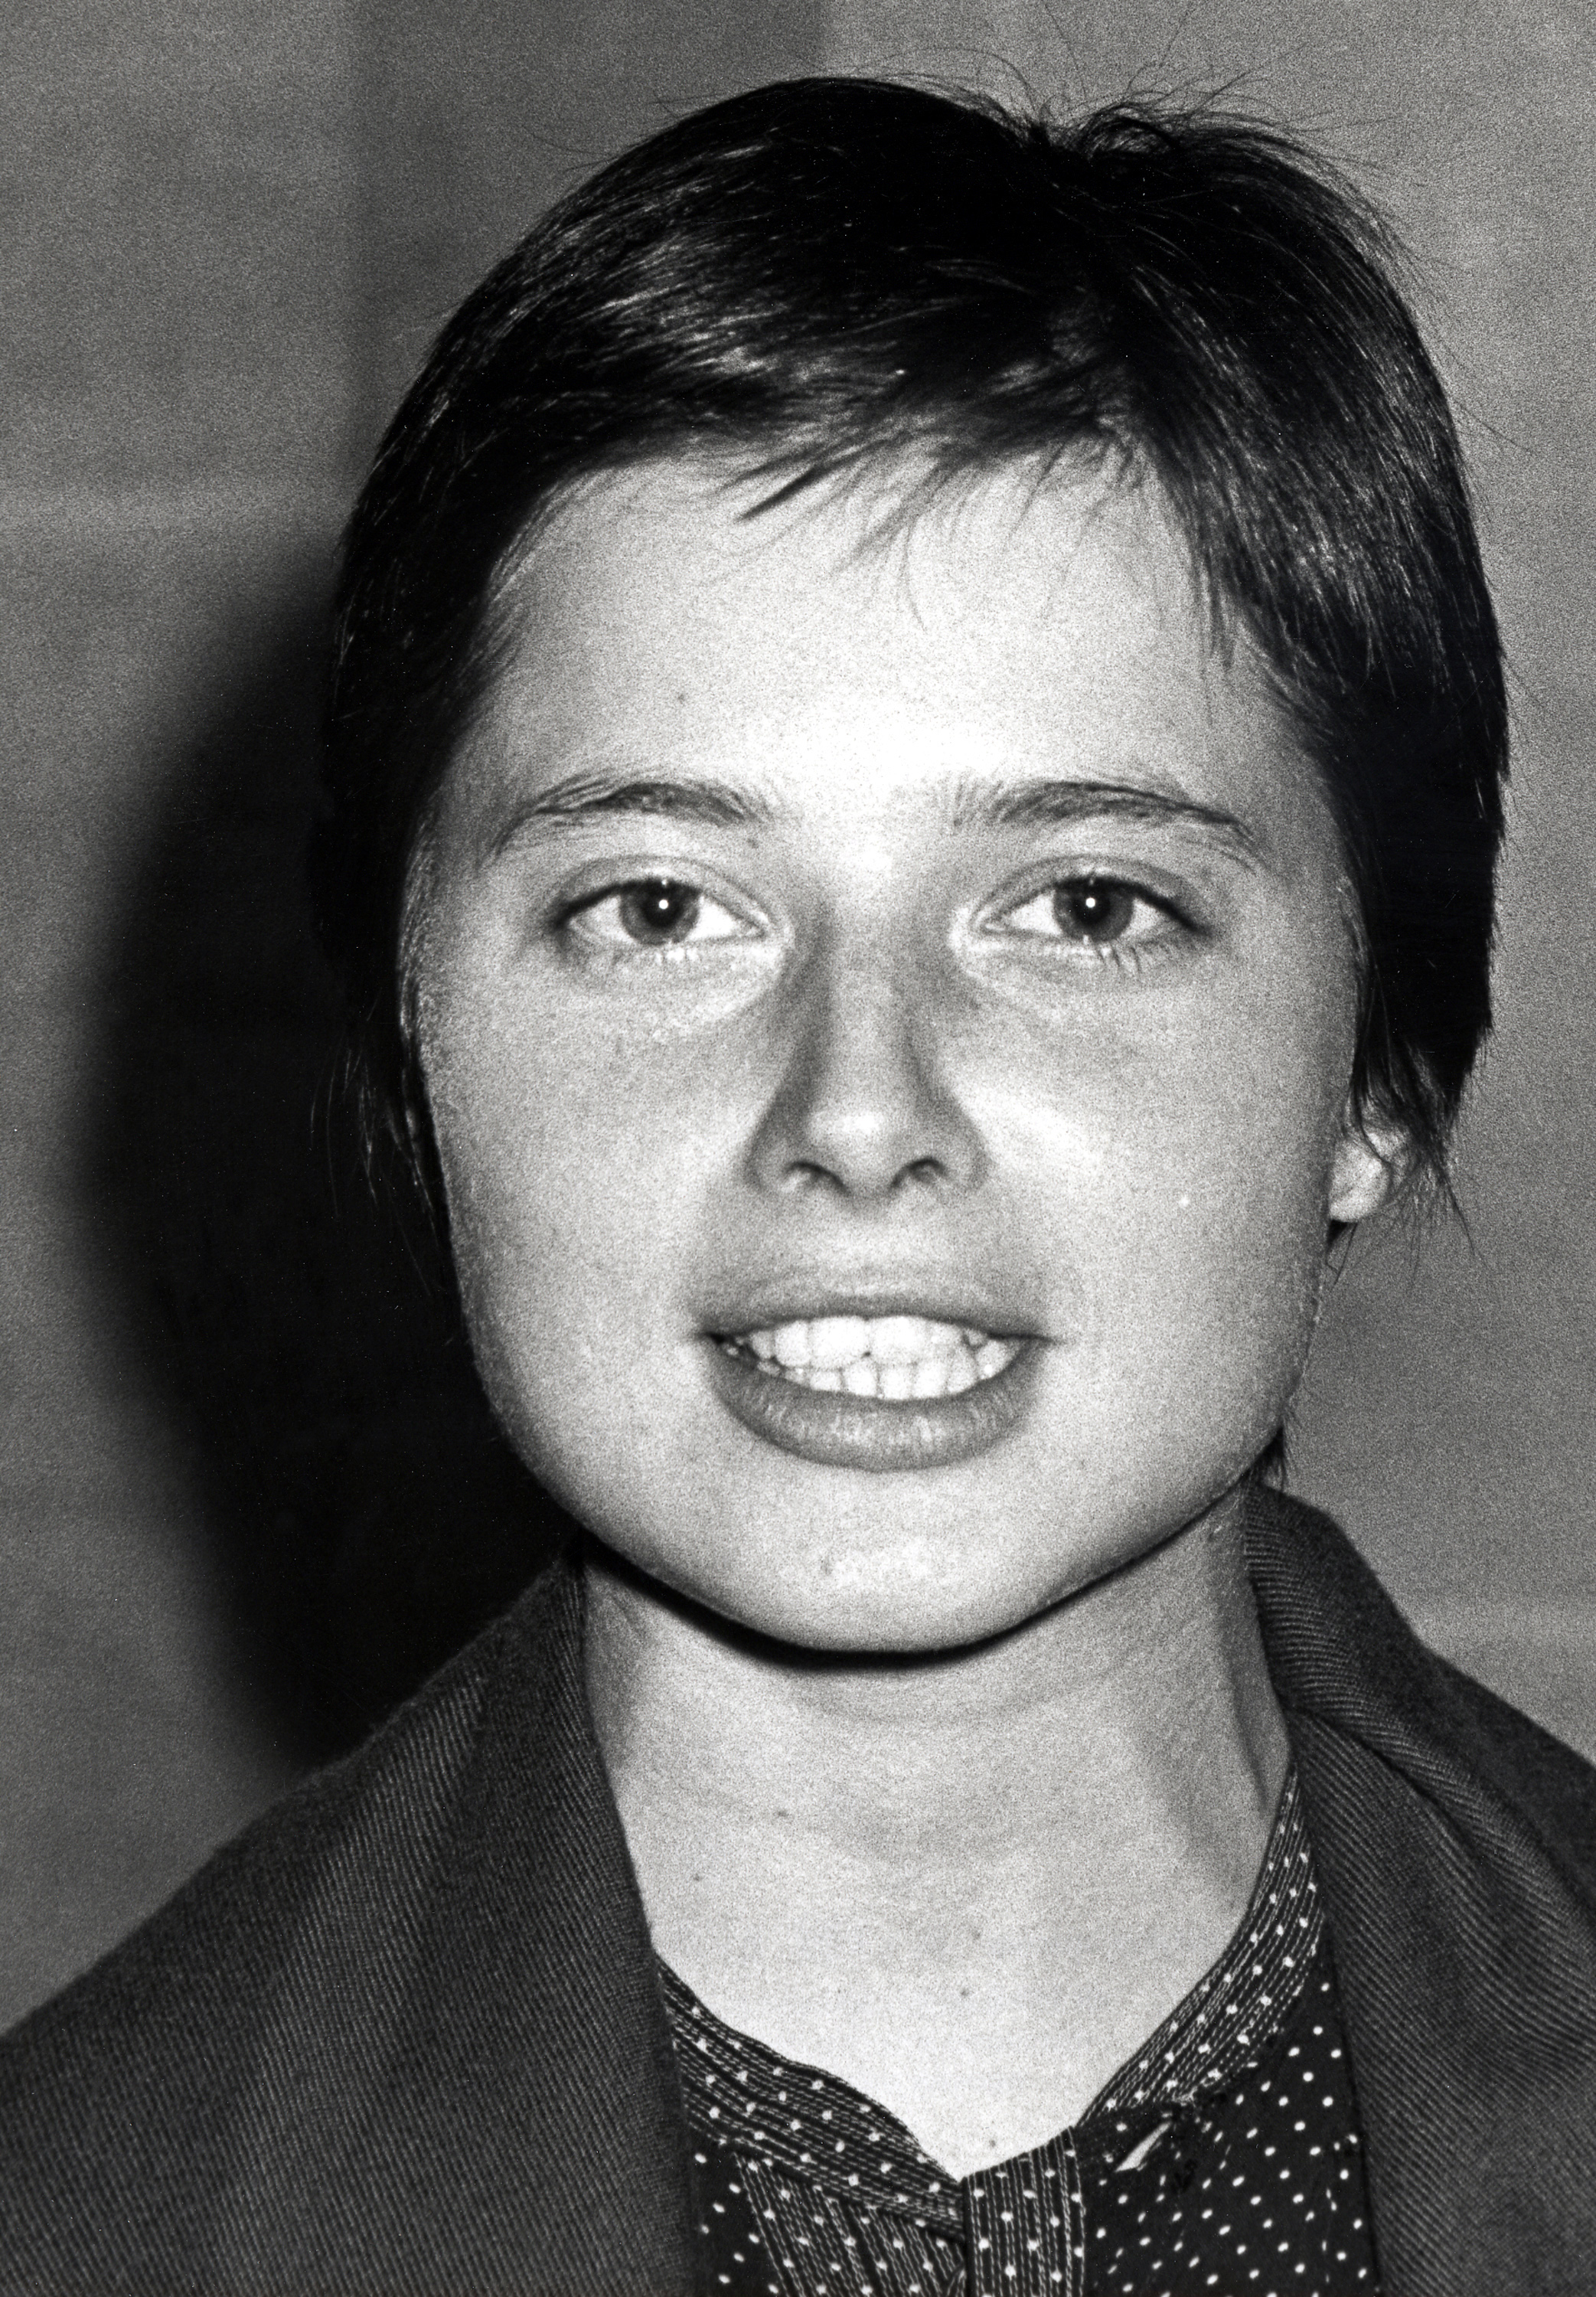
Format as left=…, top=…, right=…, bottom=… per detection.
left=1245, top=1485, right=1596, bottom=2292
left=0, top=1561, right=694, bottom=2297
left=0, top=1584, right=521, bottom=2285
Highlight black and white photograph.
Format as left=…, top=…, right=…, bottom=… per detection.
left=2, top=2, right=1594, bottom=2289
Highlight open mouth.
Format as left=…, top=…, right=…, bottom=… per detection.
left=720, top=1315, right=1023, bottom=1400
left=707, top=1309, right=1036, bottom=1471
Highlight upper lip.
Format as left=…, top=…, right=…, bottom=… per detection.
left=696, top=1273, right=1046, bottom=1340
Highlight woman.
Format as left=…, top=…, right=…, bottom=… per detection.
left=2, top=77, right=1592, bottom=2297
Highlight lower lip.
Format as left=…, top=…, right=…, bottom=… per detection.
left=704, top=1339, right=1039, bottom=1472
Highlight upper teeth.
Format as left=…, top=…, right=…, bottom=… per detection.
left=726, top=1315, right=1021, bottom=1400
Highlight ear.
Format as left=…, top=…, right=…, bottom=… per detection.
left=1328, top=1101, right=1408, bottom=1226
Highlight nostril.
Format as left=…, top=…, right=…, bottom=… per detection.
left=893, top=1156, right=948, bottom=1192
left=779, top=1158, right=844, bottom=1196
left=778, top=1152, right=950, bottom=1199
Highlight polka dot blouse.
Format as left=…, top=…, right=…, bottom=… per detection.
left=661, top=1769, right=1377, bottom=2297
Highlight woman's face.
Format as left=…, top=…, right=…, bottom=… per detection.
left=413, top=457, right=1390, bottom=1652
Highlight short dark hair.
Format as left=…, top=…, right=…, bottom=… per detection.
left=315, top=74, right=1506, bottom=1206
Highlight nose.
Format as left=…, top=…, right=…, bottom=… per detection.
left=744, top=930, right=986, bottom=1201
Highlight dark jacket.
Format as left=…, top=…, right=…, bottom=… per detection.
left=2, top=1488, right=1594, bottom=2295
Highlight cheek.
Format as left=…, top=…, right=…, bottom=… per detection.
left=419, top=964, right=739, bottom=1383
left=974, top=947, right=1352, bottom=1402
left=1128, top=1011, right=1346, bottom=1407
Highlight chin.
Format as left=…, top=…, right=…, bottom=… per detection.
left=649, top=1521, right=1124, bottom=1659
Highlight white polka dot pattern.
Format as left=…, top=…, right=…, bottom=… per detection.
left=662, top=1769, right=1379, bottom=2297
left=1075, top=1964, right=1375, bottom=2293
left=1089, top=1775, right=1321, bottom=2119
left=966, top=2140, right=1084, bottom=2295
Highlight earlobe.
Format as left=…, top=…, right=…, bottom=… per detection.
left=1328, top=1106, right=1406, bottom=1226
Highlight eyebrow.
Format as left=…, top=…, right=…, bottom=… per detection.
left=949, top=776, right=1265, bottom=864
left=485, top=766, right=1262, bottom=865
left=485, top=770, right=775, bottom=860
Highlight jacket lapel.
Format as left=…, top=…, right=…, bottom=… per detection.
left=350, top=1560, right=700, bottom=2295
left=1246, top=1488, right=1596, bottom=2297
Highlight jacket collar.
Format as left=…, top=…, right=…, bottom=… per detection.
left=1245, top=1485, right=1596, bottom=2296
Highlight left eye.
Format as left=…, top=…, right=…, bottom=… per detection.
left=995, top=874, right=1170, bottom=947
left=566, top=876, right=749, bottom=949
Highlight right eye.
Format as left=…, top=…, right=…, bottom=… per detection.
left=563, top=875, right=751, bottom=950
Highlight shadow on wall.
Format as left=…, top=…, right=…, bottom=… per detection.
left=76, top=583, right=568, bottom=1770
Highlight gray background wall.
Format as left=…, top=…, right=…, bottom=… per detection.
left=2, top=0, right=1591, bottom=2031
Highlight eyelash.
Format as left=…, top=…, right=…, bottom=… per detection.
left=984, top=874, right=1195, bottom=975
left=552, top=871, right=1196, bottom=978
left=554, top=875, right=754, bottom=958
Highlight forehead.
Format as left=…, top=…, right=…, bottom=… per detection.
left=448, top=453, right=1320, bottom=863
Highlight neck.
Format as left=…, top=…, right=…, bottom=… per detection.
left=586, top=1492, right=1285, bottom=1865
left=585, top=1489, right=1291, bottom=2171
